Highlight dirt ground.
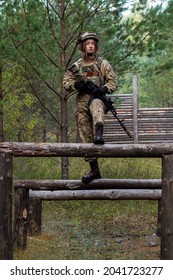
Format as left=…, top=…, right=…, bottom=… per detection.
left=14, top=200, right=160, bottom=260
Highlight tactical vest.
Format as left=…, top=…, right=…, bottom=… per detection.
left=76, top=56, right=105, bottom=86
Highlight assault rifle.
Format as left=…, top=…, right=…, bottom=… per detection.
left=69, top=63, right=133, bottom=138
left=83, top=79, right=132, bottom=138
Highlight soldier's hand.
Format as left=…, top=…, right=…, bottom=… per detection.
left=74, top=80, right=87, bottom=92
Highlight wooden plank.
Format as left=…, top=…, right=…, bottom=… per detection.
left=104, top=94, right=173, bottom=143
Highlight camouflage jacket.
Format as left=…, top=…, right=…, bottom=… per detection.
left=63, top=56, right=118, bottom=95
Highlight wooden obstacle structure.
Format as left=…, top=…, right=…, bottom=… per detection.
left=104, top=76, right=173, bottom=144
left=1, top=142, right=173, bottom=260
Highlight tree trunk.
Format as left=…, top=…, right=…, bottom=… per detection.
left=60, top=95, right=69, bottom=178
left=60, top=0, right=69, bottom=179
left=0, top=66, right=4, bottom=142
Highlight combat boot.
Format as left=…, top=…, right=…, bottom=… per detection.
left=82, top=160, right=101, bottom=184
left=94, top=122, right=104, bottom=144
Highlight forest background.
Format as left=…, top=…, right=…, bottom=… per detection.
left=1, top=0, right=173, bottom=178
left=0, top=1, right=172, bottom=137
left=1, top=0, right=171, bottom=260
left=1, top=0, right=172, bottom=141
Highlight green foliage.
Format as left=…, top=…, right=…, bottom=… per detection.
left=1, top=0, right=173, bottom=140
left=133, top=0, right=173, bottom=107
left=138, top=68, right=173, bottom=107
left=2, top=63, right=44, bottom=141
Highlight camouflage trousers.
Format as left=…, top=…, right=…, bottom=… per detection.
left=75, top=93, right=105, bottom=162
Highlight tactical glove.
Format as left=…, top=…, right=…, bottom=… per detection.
left=74, top=80, right=86, bottom=92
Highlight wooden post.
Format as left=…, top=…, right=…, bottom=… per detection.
left=0, top=152, right=13, bottom=260
left=156, top=199, right=161, bottom=236
left=28, top=198, right=42, bottom=236
left=14, top=188, right=29, bottom=249
left=161, top=154, right=173, bottom=259
left=133, top=75, right=138, bottom=144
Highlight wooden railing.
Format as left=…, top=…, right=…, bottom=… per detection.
left=1, top=142, right=173, bottom=260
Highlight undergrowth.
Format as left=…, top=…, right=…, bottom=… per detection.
left=13, top=157, right=161, bottom=260
left=13, top=157, right=161, bottom=180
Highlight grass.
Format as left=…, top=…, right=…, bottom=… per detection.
left=13, top=157, right=161, bottom=260
left=13, top=157, right=161, bottom=180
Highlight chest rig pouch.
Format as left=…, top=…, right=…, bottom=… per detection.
left=77, top=56, right=105, bottom=87
left=78, top=58, right=105, bottom=107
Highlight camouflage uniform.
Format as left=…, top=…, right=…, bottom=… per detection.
left=63, top=56, right=118, bottom=151
left=63, top=32, right=118, bottom=183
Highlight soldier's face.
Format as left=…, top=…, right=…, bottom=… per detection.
left=85, top=39, right=96, bottom=54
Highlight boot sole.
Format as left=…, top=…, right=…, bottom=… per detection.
left=82, top=175, right=101, bottom=184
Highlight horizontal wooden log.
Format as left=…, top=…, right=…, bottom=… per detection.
left=1, top=142, right=173, bottom=157
left=14, top=179, right=162, bottom=190
left=29, top=189, right=161, bottom=200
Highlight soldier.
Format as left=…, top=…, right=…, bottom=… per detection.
left=63, top=32, right=118, bottom=183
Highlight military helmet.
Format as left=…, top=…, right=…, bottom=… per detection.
left=78, top=32, right=99, bottom=43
